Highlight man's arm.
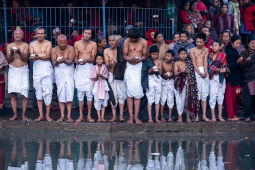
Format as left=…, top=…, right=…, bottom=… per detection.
left=174, top=62, right=181, bottom=76
left=74, top=42, right=79, bottom=63
left=64, top=46, right=75, bottom=65
left=103, top=49, right=112, bottom=68
left=51, top=48, right=58, bottom=66
left=86, top=42, right=97, bottom=63
left=203, top=48, right=209, bottom=76
left=37, top=42, right=52, bottom=61
left=139, top=40, right=148, bottom=62
left=6, top=44, right=15, bottom=63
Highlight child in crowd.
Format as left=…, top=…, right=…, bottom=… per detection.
left=160, top=50, right=175, bottom=122
left=141, top=45, right=162, bottom=123
left=174, top=48, right=188, bottom=123
left=91, top=55, right=109, bottom=122
left=208, top=41, right=228, bottom=122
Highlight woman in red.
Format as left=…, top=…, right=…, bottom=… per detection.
left=225, top=35, right=243, bottom=121
left=178, top=2, right=192, bottom=30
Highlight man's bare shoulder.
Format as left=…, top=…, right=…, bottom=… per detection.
left=44, top=40, right=52, bottom=46
left=22, top=42, right=29, bottom=48
left=89, top=40, right=97, bottom=46
left=30, top=40, right=37, bottom=46
left=67, top=45, right=75, bottom=50
left=7, top=42, right=15, bottom=48
left=124, top=38, right=130, bottom=45
left=190, top=47, right=196, bottom=52
left=74, top=40, right=82, bottom=47
left=104, top=48, right=111, bottom=53
left=140, top=38, right=147, bottom=44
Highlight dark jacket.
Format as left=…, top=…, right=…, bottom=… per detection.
left=113, top=46, right=126, bottom=80
left=241, top=49, right=255, bottom=84
left=141, top=57, right=155, bottom=90
left=225, top=44, right=243, bottom=86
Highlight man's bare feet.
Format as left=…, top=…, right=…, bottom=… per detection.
left=109, top=117, right=116, bottom=122
left=46, top=115, right=53, bottom=122
left=229, top=117, right=239, bottom=121
left=148, top=119, right=154, bottom=123
left=119, top=117, right=125, bottom=122
left=35, top=116, right=44, bottom=122
left=87, top=117, right=95, bottom=123
left=245, top=118, right=251, bottom=122
left=218, top=117, right=225, bottom=122
left=127, top=119, right=133, bottom=124
left=178, top=118, right=182, bottom=123
left=10, top=114, right=18, bottom=121
left=101, top=118, right=106, bottom=122
left=186, top=118, right=191, bottom=123
left=22, top=116, right=29, bottom=121
left=194, top=117, right=199, bottom=122
left=57, top=117, right=64, bottom=122
left=97, top=117, right=102, bottom=122
left=202, top=116, right=211, bottom=122
left=155, top=118, right=161, bottom=123
left=211, top=118, right=216, bottom=122
left=76, top=117, right=83, bottom=122
left=135, top=118, right=142, bottom=124
left=168, top=118, right=173, bottom=122
left=67, top=118, right=74, bottom=122
left=161, top=118, right=166, bottom=123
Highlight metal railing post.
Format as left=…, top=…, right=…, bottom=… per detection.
left=102, top=0, right=107, bottom=37
left=3, top=0, right=8, bottom=43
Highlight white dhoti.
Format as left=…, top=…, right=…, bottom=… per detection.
left=160, top=79, right=175, bottom=108
left=55, top=63, right=74, bottom=103
left=74, top=63, right=93, bottom=101
left=109, top=72, right=126, bottom=107
left=174, top=147, right=185, bottom=170
left=43, top=154, right=53, bottom=170
left=77, top=159, right=85, bottom=170
left=127, top=164, right=144, bottom=170
left=146, top=157, right=161, bottom=170
left=8, top=65, right=29, bottom=98
left=198, top=160, right=208, bottom=170
left=124, top=62, right=143, bottom=99
left=92, top=80, right=109, bottom=111
left=195, top=66, right=209, bottom=101
left=33, top=60, right=54, bottom=105
left=174, top=85, right=186, bottom=115
left=57, top=158, right=67, bottom=170
left=36, top=160, right=43, bottom=170
left=160, top=155, right=167, bottom=170
left=85, top=159, right=93, bottom=170
left=146, top=74, right=162, bottom=105
left=209, top=75, right=226, bottom=109
left=114, top=156, right=127, bottom=170
left=167, top=152, right=174, bottom=170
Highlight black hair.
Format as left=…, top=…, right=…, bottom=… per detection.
left=149, top=45, right=159, bottom=53
left=127, top=28, right=140, bottom=39
left=212, top=40, right=222, bottom=46
left=248, top=36, right=255, bottom=44
left=201, top=26, right=210, bottom=31
left=230, top=35, right=241, bottom=43
left=195, top=32, right=206, bottom=41
left=154, top=31, right=163, bottom=39
left=97, top=36, right=106, bottom=44
left=178, top=47, right=187, bottom=54
left=173, top=32, right=180, bottom=37
left=166, top=49, right=174, bottom=56
left=83, top=27, right=92, bottom=32
left=221, top=30, right=231, bottom=37
left=95, top=54, right=104, bottom=60
left=189, top=1, right=197, bottom=11
left=180, top=31, right=189, bottom=37
left=221, top=3, right=228, bottom=8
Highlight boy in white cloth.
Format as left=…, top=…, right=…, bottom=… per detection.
left=104, top=34, right=126, bottom=122
left=208, top=41, right=227, bottom=122
left=190, top=32, right=210, bottom=122
left=74, top=27, right=97, bottom=123
left=6, top=29, right=29, bottom=121
left=209, top=141, right=225, bottom=170
left=123, top=28, right=148, bottom=124
left=174, top=141, right=185, bottom=170
left=160, top=50, right=175, bottom=122
left=142, top=45, right=162, bottom=123
left=30, top=27, right=53, bottom=122
left=51, top=34, right=75, bottom=122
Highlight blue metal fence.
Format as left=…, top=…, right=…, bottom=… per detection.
left=0, top=6, right=175, bottom=44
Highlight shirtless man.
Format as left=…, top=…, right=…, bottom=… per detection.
left=104, top=35, right=126, bottom=122
left=123, top=28, right=148, bottom=124
left=190, top=32, right=210, bottom=122
left=6, top=29, right=29, bottom=121
left=30, top=27, right=53, bottom=122
left=74, top=27, right=97, bottom=122
left=51, top=34, right=75, bottom=122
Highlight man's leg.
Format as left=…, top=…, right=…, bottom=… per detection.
left=147, top=104, right=153, bottom=123
left=10, top=93, right=18, bottom=120
left=202, top=101, right=210, bottom=122
left=218, top=104, right=225, bottom=122
left=57, top=102, right=65, bottom=122
left=45, top=104, right=51, bottom=122
left=127, top=97, right=134, bottom=124
left=21, top=96, right=28, bottom=121
left=67, top=102, right=73, bottom=122
left=109, top=105, right=117, bottom=122
left=87, top=100, right=93, bottom=122
left=77, top=90, right=85, bottom=122
left=35, top=100, right=44, bottom=121
left=155, top=104, right=161, bottom=123
left=119, top=103, right=125, bottom=121
left=134, top=98, right=142, bottom=124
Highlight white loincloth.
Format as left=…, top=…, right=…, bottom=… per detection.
left=146, top=74, right=162, bottom=105
left=167, top=152, right=174, bottom=170
left=8, top=65, right=29, bottom=98
left=21, top=161, right=28, bottom=170
left=174, top=85, right=186, bottom=115
left=174, top=147, right=185, bottom=170
left=209, top=75, right=226, bottom=109
left=124, top=62, right=143, bottom=99
left=43, top=154, right=53, bottom=170
left=217, top=156, right=224, bottom=170
left=74, top=63, right=93, bottom=101
left=77, top=159, right=85, bottom=170
left=146, top=156, right=161, bottom=170
left=127, top=164, right=144, bottom=170
left=160, top=155, right=167, bottom=170
left=195, top=66, right=209, bottom=101
left=108, top=72, right=126, bottom=107
left=198, top=160, right=208, bottom=170
left=114, top=155, right=127, bottom=170
left=92, top=80, right=109, bottom=111
left=54, top=63, right=74, bottom=103
left=33, top=60, right=53, bottom=105
left=85, top=159, right=93, bottom=170
left=36, top=160, right=43, bottom=170
left=57, top=158, right=67, bottom=170
left=160, top=78, right=175, bottom=108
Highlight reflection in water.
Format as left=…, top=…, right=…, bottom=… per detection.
left=1, top=138, right=255, bottom=170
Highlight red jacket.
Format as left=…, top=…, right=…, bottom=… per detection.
left=204, top=36, right=213, bottom=53
left=245, top=5, right=255, bottom=32
left=146, top=29, right=157, bottom=47
left=179, top=10, right=192, bottom=24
